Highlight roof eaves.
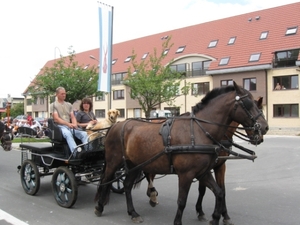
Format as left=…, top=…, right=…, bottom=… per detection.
left=207, top=64, right=272, bottom=75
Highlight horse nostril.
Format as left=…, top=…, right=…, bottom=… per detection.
left=266, top=126, right=269, bottom=132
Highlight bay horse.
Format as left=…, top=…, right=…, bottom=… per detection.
left=145, top=97, right=264, bottom=225
left=94, top=82, right=269, bottom=225
left=0, top=121, right=13, bottom=151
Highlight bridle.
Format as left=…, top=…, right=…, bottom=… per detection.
left=233, top=93, right=264, bottom=143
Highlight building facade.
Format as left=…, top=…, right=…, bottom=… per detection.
left=23, top=2, right=300, bottom=134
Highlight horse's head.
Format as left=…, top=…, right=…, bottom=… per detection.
left=0, top=122, right=13, bottom=151
left=231, top=82, right=268, bottom=144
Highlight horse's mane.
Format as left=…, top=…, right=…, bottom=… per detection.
left=193, top=86, right=236, bottom=114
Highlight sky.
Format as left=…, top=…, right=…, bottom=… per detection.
left=0, top=0, right=299, bottom=98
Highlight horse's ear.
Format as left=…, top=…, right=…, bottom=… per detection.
left=257, top=96, right=263, bottom=108
left=233, top=81, right=242, bottom=94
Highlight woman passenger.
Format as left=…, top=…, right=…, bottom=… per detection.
left=76, top=98, right=97, bottom=130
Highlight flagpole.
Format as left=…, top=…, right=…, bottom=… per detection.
left=108, top=6, right=113, bottom=110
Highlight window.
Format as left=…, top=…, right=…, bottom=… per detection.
left=134, top=108, right=141, bottom=118
left=176, top=46, right=185, bottom=53
left=228, top=37, right=236, bottom=45
left=274, top=49, right=299, bottom=67
left=260, top=31, right=268, bottom=39
left=243, top=78, right=257, bottom=91
left=163, top=49, right=169, bottom=55
left=191, top=60, right=211, bottom=76
left=285, top=27, right=298, bottom=35
left=273, top=104, right=298, bottom=117
left=117, top=108, right=125, bottom=118
left=141, top=53, right=148, bottom=60
left=208, top=40, right=218, bottom=48
left=221, top=80, right=233, bottom=87
left=192, top=82, right=209, bottom=95
left=95, top=109, right=105, bottom=118
left=273, top=75, right=298, bottom=90
left=96, top=95, right=105, bottom=101
left=113, top=90, right=124, bottom=100
left=124, top=56, right=131, bottom=63
left=219, top=57, right=230, bottom=66
left=249, top=53, right=261, bottom=62
left=40, top=98, right=44, bottom=105
left=112, top=73, right=126, bottom=85
left=112, top=59, right=117, bottom=65
left=170, top=63, right=186, bottom=72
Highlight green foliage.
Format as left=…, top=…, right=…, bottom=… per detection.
left=10, top=102, right=24, bottom=117
left=27, top=47, right=103, bottom=103
left=125, top=37, right=190, bottom=117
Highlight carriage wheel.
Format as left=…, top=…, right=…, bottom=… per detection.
left=20, top=159, right=40, bottom=195
left=111, top=167, right=125, bottom=194
left=51, top=167, right=78, bottom=208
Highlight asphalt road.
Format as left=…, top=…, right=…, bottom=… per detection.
left=0, top=135, right=299, bottom=225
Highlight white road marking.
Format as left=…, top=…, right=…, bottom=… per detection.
left=0, top=209, right=28, bottom=225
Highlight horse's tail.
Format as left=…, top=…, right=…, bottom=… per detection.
left=133, top=170, right=144, bottom=189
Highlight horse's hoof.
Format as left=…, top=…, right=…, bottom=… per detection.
left=223, top=219, right=234, bottom=225
left=197, top=215, right=208, bottom=222
left=149, top=200, right=158, bottom=207
left=131, top=216, right=144, bottom=223
left=94, top=206, right=102, bottom=217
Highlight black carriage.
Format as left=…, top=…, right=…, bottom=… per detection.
left=18, top=119, right=124, bottom=208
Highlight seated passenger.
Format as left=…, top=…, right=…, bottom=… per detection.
left=50, top=87, right=88, bottom=154
left=76, top=98, right=97, bottom=130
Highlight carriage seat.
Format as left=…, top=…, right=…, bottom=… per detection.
left=47, top=118, right=65, bottom=143
left=47, top=118, right=82, bottom=149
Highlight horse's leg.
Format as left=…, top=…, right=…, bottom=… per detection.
left=124, top=170, right=144, bottom=223
left=173, top=173, right=193, bottom=225
left=195, top=182, right=208, bottom=221
left=94, top=167, right=116, bottom=217
left=145, top=172, right=158, bottom=207
left=215, top=163, right=234, bottom=225
left=202, top=172, right=223, bottom=225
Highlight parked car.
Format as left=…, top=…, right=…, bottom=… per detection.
left=34, top=117, right=47, bottom=126
left=15, top=115, right=27, bottom=120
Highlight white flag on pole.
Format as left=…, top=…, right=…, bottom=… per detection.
left=97, top=3, right=113, bottom=93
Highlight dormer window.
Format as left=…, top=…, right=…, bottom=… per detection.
left=219, top=57, right=230, bottom=65
left=208, top=40, right=218, bottom=48
left=228, top=37, right=236, bottom=45
left=163, top=49, right=169, bottom=55
left=286, top=27, right=297, bottom=35
left=249, top=53, right=261, bottom=62
left=176, top=46, right=185, bottom=53
left=141, top=53, right=148, bottom=60
left=124, top=56, right=132, bottom=63
left=112, top=59, right=117, bottom=65
left=260, top=31, right=268, bottom=39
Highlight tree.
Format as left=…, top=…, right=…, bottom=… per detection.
left=10, top=102, right=24, bottom=117
left=27, top=47, right=102, bottom=103
left=125, top=37, right=190, bottom=118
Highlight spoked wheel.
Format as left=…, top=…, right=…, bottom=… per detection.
left=20, top=159, right=40, bottom=195
left=111, top=167, right=125, bottom=194
left=51, top=166, right=78, bottom=208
